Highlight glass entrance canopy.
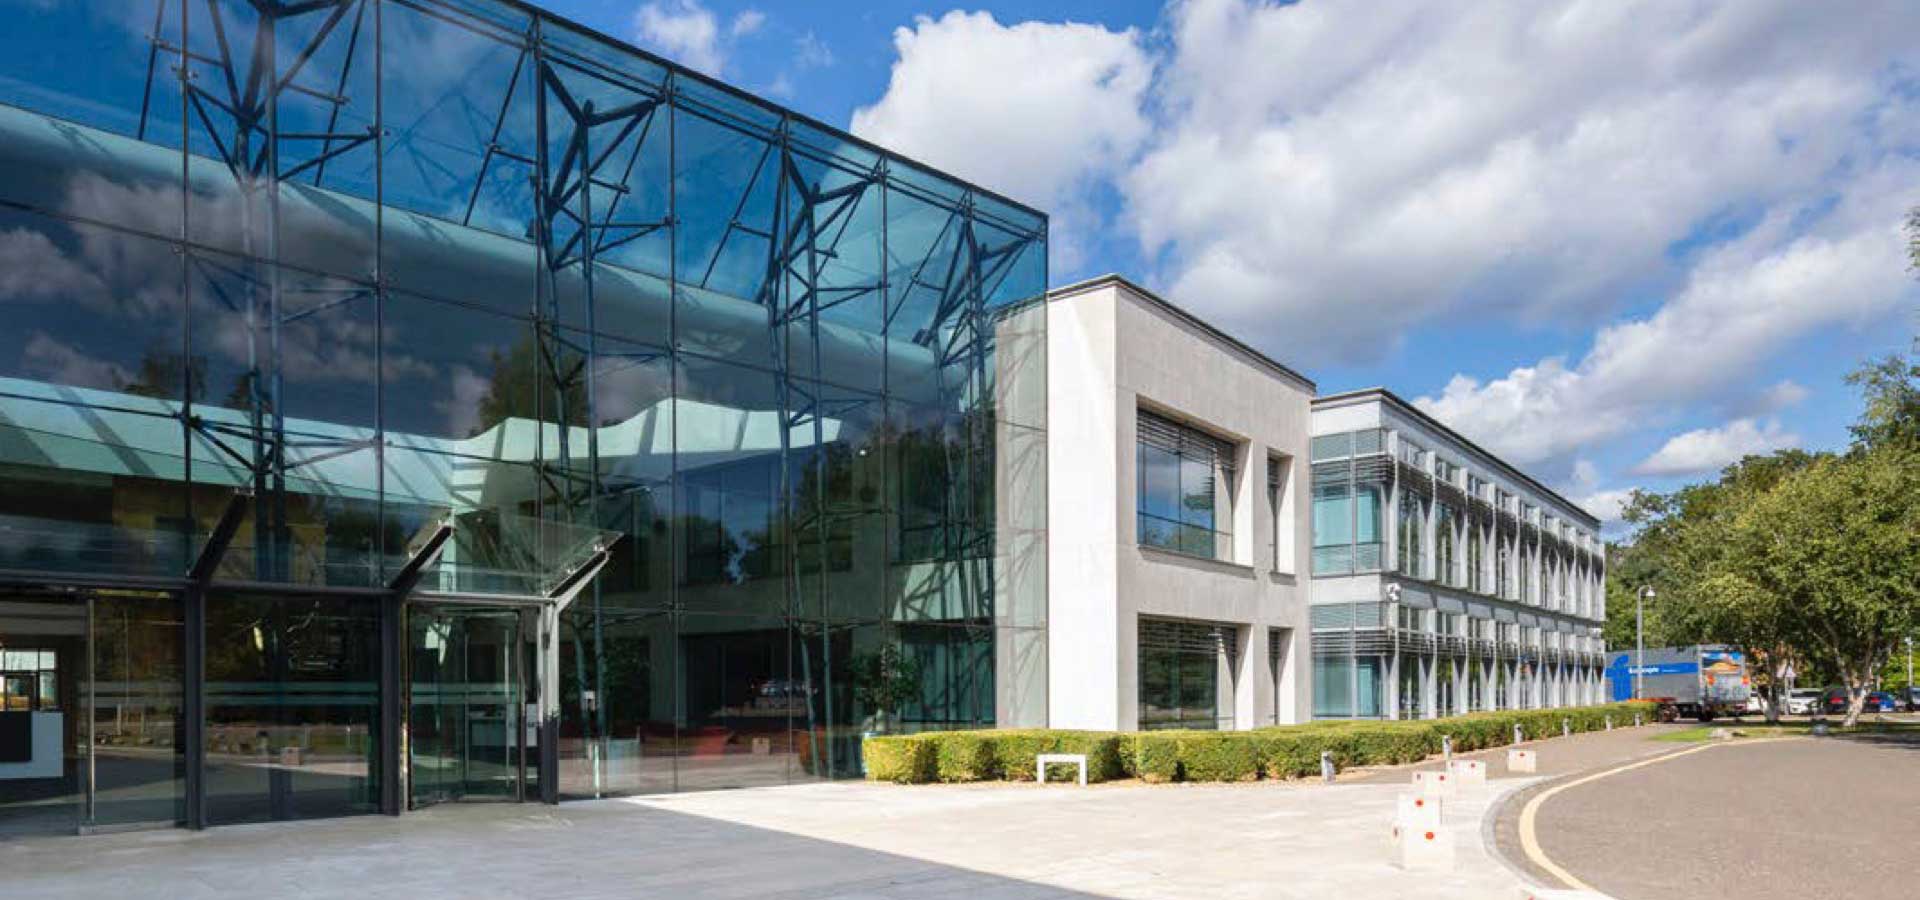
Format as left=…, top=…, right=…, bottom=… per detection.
left=0, top=0, right=1048, bottom=830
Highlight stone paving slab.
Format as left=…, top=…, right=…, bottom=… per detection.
left=2, top=772, right=1555, bottom=899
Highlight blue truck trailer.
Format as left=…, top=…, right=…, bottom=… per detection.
left=1606, top=645, right=1751, bottom=721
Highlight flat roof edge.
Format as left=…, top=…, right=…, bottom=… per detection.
left=1047, top=274, right=1317, bottom=393
left=1313, top=387, right=1603, bottom=529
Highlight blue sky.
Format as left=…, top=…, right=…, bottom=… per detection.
left=544, top=0, right=1919, bottom=534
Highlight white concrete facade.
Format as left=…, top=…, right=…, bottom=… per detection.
left=1045, top=276, right=1315, bottom=731
left=1309, top=390, right=1607, bottom=720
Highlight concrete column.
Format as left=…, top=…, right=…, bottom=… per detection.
left=1421, top=654, right=1436, bottom=719
left=1232, top=625, right=1258, bottom=731
left=1386, top=649, right=1401, bottom=720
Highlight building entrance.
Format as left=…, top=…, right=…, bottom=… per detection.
left=0, top=589, right=183, bottom=838
left=408, top=605, right=534, bottom=807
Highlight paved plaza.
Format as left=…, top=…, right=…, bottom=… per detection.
left=3, top=768, right=1546, bottom=899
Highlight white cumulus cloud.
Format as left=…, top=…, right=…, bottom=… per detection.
left=1122, top=0, right=1920, bottom=367
left=633, top=1, right=763, bottom=76
left=1633, top=418, right=1801, bottom=477
left=850, top=11, right=1153, bottom=271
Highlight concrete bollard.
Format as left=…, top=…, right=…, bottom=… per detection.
left=1561, top=718, right=1571, bottom=738
left=1447, top=758, right=1487, bottom=788
left=1442, top=734, right=1453, bottom=764
left=1514, top=723, right=1525, bottom=744
left=1321, top=750, right=1336, bottom=783
left=1412, top=769, right=1456, bottom=799
left=1395, top=793, right=1443, bottom=830
left=1605, top=715, right=1613, bottom=731
left=1393, top=823, right=1456, bottom=871
left=1507, top=749, right=1537, bottom=773
left=1633, top=713, right=1642, bottom=727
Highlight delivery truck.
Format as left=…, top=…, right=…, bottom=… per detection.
left=1605, top=644, right=1750, bottom=721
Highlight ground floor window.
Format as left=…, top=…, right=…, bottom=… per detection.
left=1138, top=618, right=1234, bottom=730
left=0, top=590, right=184, bottom=838
left=1397, top=658, right=1423, bottom=719
left=1311, top=653, right=1385, bottom=718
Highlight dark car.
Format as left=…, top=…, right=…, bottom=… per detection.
left=1818, top=688, right=1898, bottom=715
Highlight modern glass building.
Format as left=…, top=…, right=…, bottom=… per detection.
left=0, top=0, right=1047, bottom=837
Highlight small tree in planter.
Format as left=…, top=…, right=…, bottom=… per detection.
left=851, top=643, right=923, bottom=735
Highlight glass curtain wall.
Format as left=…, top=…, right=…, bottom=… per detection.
left=0, top=0, right=1047, bottom=821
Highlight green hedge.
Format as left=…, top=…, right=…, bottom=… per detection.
left=862, top=701, right=1657, bottom=784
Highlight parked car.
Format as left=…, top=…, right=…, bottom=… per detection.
left=1785, top=688, right=1822, bottom=715
left=1815, top=687, right=1897, bottom=715
left=1908, top=687, right=1920, bottom=713
left=1744, top=693, right=1766, bottom=714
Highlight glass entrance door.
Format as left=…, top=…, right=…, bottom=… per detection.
left=408, top=606, right=526, bottom=807
left=1, top=590, right=183, bottom=838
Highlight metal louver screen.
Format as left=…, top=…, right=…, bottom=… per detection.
left=1139, top=409, right=1236, bottom=481
left=1139, top=617, right=1239, bottom=669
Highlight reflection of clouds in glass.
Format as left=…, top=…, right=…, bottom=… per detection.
left=21, top=331, right=131, bottom=391
left=593, top=355, right=674, bottom=424
left=0, top=227, right=102, bottom=301
left=434, top=364, right=491, bottom=437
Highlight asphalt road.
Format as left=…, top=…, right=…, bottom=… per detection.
left=1499, top=727, right=1920, bottom=900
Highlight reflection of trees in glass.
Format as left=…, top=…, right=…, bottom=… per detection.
left=473, top=334, right=586, bottom=438
left=121, top=347, right=207, bottom=402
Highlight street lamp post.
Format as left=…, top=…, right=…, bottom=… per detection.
left=1635, top=586, right=1656, bottom=701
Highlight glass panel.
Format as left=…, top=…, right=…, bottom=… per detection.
left=0, top=594, right=84, bottom=837
left=1313, top=654, right=1353, bottom=718
left=206, top=592, right=381, bottom=826
left=409, top=605, right=523, bottom=806
left=557, top=606, right=673, bottom=798
left=89, top=592, right=186, bottom=829
left=676, top=612, right=792, bottom=790
left=0, top=208, right=192, bottom=578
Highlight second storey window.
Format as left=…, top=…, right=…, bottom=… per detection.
left=1138, top=409, right=1236, bottom=561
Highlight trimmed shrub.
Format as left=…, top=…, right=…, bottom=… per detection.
left=861, top=702, right=1661, bottom=784
left=1130, top=733, right=1181, bottom=783
left=934, top=731, right=998, bottom=782
left=991, top=730, right=1126, bottom=782
left=1174, top=733, right=1261, bottom=782
left=863, top=734, right=936, bottom=784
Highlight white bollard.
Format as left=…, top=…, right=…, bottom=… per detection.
left=1507, top=748, right=1537, bottom=773
left=1412, top=769, right=1456, bottom=799
left=1633, top=713, right=1642, bottom=727
left=1513, top=723, right=1525, bottom=744
left=1447, top=758, right=1487, bottom=788
left=1397, top=794, right=1443, bottom=828
left=1394, top=823, right=1456, bottom=871
left=1321, top=750, right=1336, bottom=783
left=1605, top=716, right=1613, bottom=731
left=1561, top=719, right=1571, bottom=738
left=1442, top=734, right=1453, bottom=763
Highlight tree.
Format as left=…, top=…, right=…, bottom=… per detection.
left=1908, top=205, right=1919, bottom=275
left=1845, top=355, right=1920, bottom=452
left=1721, top=449, right=1920, bottom=726
left=1609, top=454, right=1816, bottom=721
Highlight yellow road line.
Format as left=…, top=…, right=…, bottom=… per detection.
left=1517, top=740, right=1784, bottom=893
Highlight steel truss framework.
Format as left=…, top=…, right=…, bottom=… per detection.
left=0, top=0, right=1046, bottom=827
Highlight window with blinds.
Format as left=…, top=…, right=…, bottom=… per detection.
left=1137, top=409, right=1237, bottom=561
left=1138, top=617, right=1237, bottom=730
